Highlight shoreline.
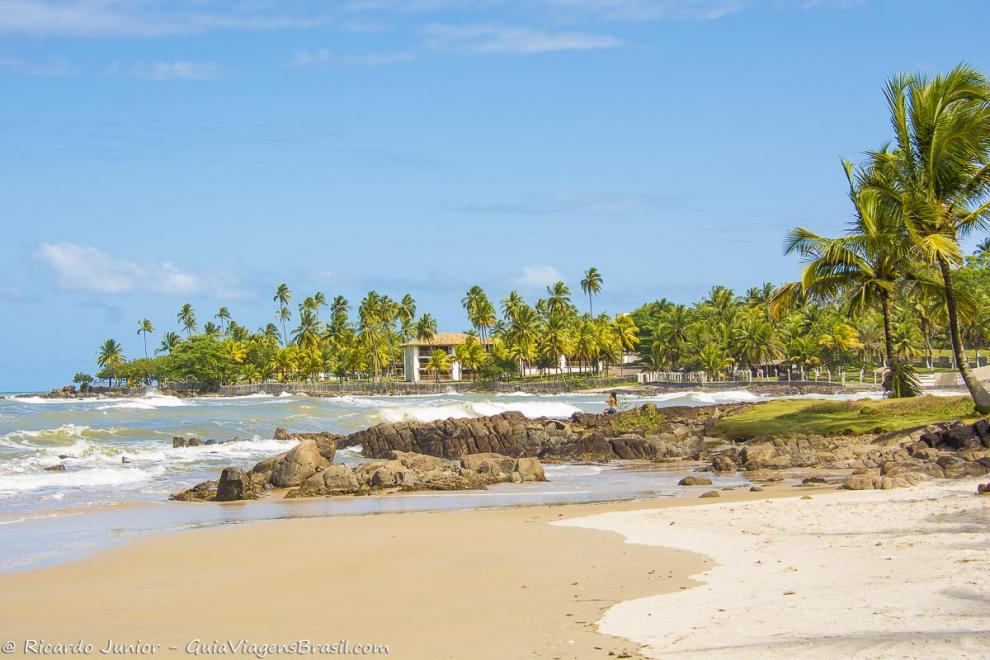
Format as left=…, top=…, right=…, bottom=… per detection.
left=0, top=484, right=812, bottom=659
left=22, top=380, right=866, bottom=402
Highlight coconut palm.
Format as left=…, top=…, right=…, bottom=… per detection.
left=136, top=319, right=155, bottom=358
left=613, top=313, right=639, bottom=375
left=157, top=331, right=180, bottom=355
left=292, top=308, right=324, bottom=350
left=97, top=339, right=125, bottom=387
left=776, top=160, right=919, bottom=395
left=215, top=307, right=231, bottom=333
left=501, top=290, right=525, bottom=322
left=415, top=313, right=437, bottom=348
left=274, top=283, right=292, bottom=346
left=580, top=267, right=603, bottom=315
left=177, top=304, right=197, bottom=336
left=867, top=65, right=990, bottom=411
left=203, top=322, right=220, bottom=335
left=546, top=281, right=573, bottom=320
left=426, top=348, right=450, bottom=383
left=977, top=237, right=990, bottom=259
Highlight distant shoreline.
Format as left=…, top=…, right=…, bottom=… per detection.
left=25, top=378, right=865, bottom=401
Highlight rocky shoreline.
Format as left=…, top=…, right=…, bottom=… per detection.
left=171, top=401, right=990, bottom=503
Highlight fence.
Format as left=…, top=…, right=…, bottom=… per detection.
left=218, top=375, right=639, bottom=397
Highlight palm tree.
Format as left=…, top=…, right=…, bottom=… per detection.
left=136, top=319, right=155, bottom=358
left=426, top=348, right=451, bottom=383
left=976, top=237, right=990, bottom=259
left=274, top=283, right=292, bottom=346
left=546, top=281, right=573, bottom=320
left=777, top=159, right=919, bottom=395
left=397, top=294, right=417, bottom=340
left=613, top=313, right=639, bottom=375
left=867, top=65, right=990, bottom=411
left=580, top=267, right=603, bottom=315
left=415, top=314, right=437, bottom=348
left=97, top=339, right=125, bottom=387
left=157, top=331, right=180, bottom=355
left=292, top=308, right=324, bottom=350
left=177, top=304, right=197, bottom=336
left=215, top=307, right=231, bottom=333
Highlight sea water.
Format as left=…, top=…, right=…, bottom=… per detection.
left=0, top=388, right=881, bottom=572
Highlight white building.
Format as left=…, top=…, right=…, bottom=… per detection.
left=402, top=333, right=489, bottom=383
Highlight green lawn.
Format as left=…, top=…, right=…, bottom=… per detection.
left=715, top=396, right=980, bottom=439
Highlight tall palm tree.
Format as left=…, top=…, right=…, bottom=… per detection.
left=177, top=304, right=197, bottom=336
left=97, top=339, right=125, bottom=387
left=215, top=307, right=231, bottom=333
left=426, top=348, right=450, bottom=383
left=501, top=290, right=525, bottom=321
left=580, top=267, right=603, bottom=315
left=976, top=237, right=990, bottom=259
left=776, top=159, right=919, bottom=396
left=274, top=283, right=292, bottom=346
left=397, top=294, right=417, bottom=340
left=415, top=314, right=437, bottom=348
left=292, top=308, right=323, bottom=350
left=136, top=319, right=155, bottom=358
left=867, top=65, right=990, bottom=410
left=546, top=281, right=573, bottom=320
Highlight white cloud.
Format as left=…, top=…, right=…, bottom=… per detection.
left=291, top=48, right=413, bottom=66
left=33, top=242, right=243, bottom=298
left=108, top=60, right=222, bottom=80
left=0, top=56, right=75, bottom=76
left=424, top=23, right=623, bottom=54
left=0, top=0, right=328, bottom=38
left=540, top=0, right=746, bottom=21
left=514, top=265, right=564, bottom=288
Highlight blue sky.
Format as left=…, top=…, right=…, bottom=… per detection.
left=1, top=0, right=988, bottom=390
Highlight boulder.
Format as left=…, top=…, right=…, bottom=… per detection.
left=461, top=453, right=517, bottom=478
left=269, top=439, right=331, bottom=487
left=711, top=454, right=738, bottom=473
left=699, top=490, right=720, bottom=498
left=44, top=464, right=66, bottom=472
left=291, top=465, right=361, bottom=497
left=172, top=437, right=187, bottom=448
left=740, top=442, right=776, bottom=469
left=216, top=468, right=254, bottom=501
left=678, top=476, right=713, bottom=486
left=514, top=457, right=546, bottom=482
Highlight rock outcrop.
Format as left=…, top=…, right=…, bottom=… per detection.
left=171, top=447, right=547, bottom=502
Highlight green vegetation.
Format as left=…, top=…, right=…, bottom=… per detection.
left=611, top=408, right=668, bottom=435
left=716, top=396, right=980, bottom=439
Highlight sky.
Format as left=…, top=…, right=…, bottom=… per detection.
left=1, top=0, right=989, bottom=390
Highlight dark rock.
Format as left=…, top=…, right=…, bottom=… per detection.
left=186, top=437, right=201, bottom=447
left=44, top=464, right=66, bottom=472
left=172, top=437, right=187, bottom=448
left=801, top=476, right=828, bottom=485
left=170, top=480, right=218, bottom=502
left=216, top=468, right=254, bottom=501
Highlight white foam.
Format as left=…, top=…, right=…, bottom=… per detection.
left=372, top=400, right=582, bottom=424
left=95, top=394, right=187, bottom=411
left=0, top=465, right=166, bottom=493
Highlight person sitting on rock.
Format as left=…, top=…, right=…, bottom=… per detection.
left=604, top=391, right=618, bottom=415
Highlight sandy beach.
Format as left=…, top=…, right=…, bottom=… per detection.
left=0, top=487, right=792, bottom=659
left=3, top=479, right=986, bottom=659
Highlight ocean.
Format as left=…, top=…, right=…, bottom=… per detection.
left=0, top=387, right=874, bottom=572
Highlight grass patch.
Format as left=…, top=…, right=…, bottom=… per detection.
left=611, top=408, right=668, bottom=435
left=715, top=395, right=979, bottom=439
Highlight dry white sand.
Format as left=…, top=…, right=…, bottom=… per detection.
left=559, top=479, right=990, bottom=659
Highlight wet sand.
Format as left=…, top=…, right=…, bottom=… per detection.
left=0, top=487, right=791, bottom=659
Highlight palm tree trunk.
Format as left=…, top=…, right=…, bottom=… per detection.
left=937, top=256, right=990, bottom=412
left=880, top=293, right=896, bottom=376
left=143, top=333, right=148, bottom=359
